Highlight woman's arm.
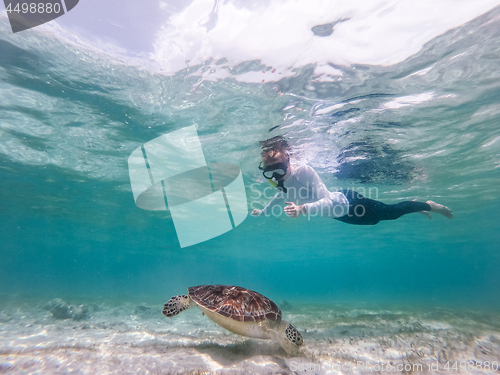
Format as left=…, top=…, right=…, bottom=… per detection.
left=251, top=191, right=285, bottom=216
left=293, top=166, right=347, bottom=217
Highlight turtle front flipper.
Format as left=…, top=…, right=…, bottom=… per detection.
left=162, top=294, right=195, bottom=317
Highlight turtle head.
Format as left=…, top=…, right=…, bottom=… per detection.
left=162, top=294, right=195, bottom=317
left=273, top=321, right=304, bottom=355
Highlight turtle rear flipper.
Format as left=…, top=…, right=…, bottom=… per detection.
left=162, top=295, right=193, bottom=317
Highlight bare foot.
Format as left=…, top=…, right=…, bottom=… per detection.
left=413, top=199, right=431, bottom=219
left=426, top=200, right=453, bottom=219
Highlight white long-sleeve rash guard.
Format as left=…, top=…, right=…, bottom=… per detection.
left=261, top=164, right=349, bottom=218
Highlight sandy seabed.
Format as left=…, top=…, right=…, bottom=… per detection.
left=1, top=299, right=499, bottom=374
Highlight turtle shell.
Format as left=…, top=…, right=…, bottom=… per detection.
left=188, top=285, right=282, bottom=323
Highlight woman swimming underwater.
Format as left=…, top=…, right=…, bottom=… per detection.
left=251, top=137, right=452, bottom=225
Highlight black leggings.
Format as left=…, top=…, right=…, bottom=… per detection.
left=334, top=189, right=431, bottom=225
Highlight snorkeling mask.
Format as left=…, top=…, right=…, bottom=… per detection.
left=258, top=160, right=289, bottom=193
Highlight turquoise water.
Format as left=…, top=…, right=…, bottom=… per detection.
left=1, top=4, right=500, bottom=373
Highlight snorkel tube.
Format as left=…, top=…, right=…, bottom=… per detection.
left=259, top=158, right=289, bottom=193
left=267, top=177, right=287, bottom=193
left=267, top=178, right=278, bottom=188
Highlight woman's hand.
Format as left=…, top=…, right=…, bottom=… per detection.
left=284, top=202, right=306, bottom=217
left=251, top=209, right=262, bottom=216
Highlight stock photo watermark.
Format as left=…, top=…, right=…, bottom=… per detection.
left=249, top=182, right=380, bottom=220
left=128, top=126, right=248, bottom=248
left=4, top=0, right=79, bottom=33
left=290, top=360, right=499, bottom=373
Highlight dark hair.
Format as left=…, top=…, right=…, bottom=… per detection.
left=260, top=135, right=290, bottom=164
left=260, top=136, right=289, bottom=156
left=259, top=136, right=290, bottom=165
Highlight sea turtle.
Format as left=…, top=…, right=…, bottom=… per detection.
left=162, top=285, right=303, bottom=355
